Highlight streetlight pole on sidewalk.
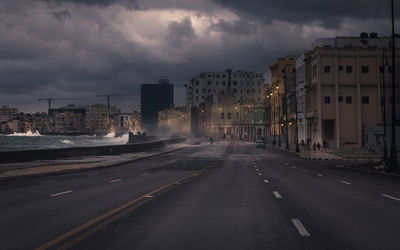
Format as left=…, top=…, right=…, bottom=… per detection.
left=389, top=0, right=398, bottom=172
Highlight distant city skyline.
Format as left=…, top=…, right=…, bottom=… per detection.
left=0, top=0, right=397, bottom=112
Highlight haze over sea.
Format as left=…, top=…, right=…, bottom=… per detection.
left=0, top=131, right=129, bottom=152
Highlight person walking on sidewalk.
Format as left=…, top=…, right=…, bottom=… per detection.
left=312, top=142, right=317, bottom=152
left=317, top=142, right=321, bottom=151
left=323, top=139, right=328, bottom=152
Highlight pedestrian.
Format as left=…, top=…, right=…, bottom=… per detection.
left=323, top=139, right=328, bottom=152
left=312, top=142, right=317, bottom=151
left=209, top=137, right=213, bottom=144
left=272, top=139, right=276, bottom=148
left=317, top=142, right=321, bottom=151
left=301, top=139, right=305, bottom=148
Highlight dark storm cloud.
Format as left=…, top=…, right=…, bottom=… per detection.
left=49, top=10, right=71, bottom=21
left=213, top=0, right=392, bottom=28
left=166, top=17, right=197, bottom=48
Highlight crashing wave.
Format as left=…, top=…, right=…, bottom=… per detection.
left=60, top=139, right=74, bottom=145
left=6, top=130, right=41, bottom=136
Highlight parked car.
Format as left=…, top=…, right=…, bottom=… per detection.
left=256, top=140, right=265, bottom=149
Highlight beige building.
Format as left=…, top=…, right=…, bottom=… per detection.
left=298, top=35, right=400, bottom=148
left=49, top=105, right=86, bottom=134
left=0, top=105, right=18, bottom=123
left=85, top=104, right=111, bottom=134
left=269, top=57, right=296, bottom=143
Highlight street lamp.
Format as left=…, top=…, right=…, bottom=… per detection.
left=276, top=85, right=281, bottom=147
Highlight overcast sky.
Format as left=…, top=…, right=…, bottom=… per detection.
left=0, top=0, right=397, bottom=112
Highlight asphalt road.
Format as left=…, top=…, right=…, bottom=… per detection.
left=0, top=141, right=399, bottom=250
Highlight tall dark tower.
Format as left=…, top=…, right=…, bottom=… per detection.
left=140, top=79, right=174, bottom=134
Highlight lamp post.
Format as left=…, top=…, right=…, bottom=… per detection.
left=271, top=93, right=276, bottom=147
left=277, top=85, right=281, bottom=147
left=381, top=48, right=389, bottom=166
left=389, top=0, right=398, bottom=172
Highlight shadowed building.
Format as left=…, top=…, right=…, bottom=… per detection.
left=141, top=79, right=174, bottom=134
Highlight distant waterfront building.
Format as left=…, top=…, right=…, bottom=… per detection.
left=158, top=106, right=189, bottom=137
left=0, top=105, right=18, bottom=123
left=85, top=104, right=111, bottom=135
left=48, top=104, right=86, bottom=134
left=185, top=69, right=267, bottom=107
left=116, top=111, right=141, bottom=135
left=140, top=79, right=174, bottom=133
left=297, top=33, right=400, bottom=149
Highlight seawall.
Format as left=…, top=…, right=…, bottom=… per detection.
left=0, top=137, right=186, bottom=163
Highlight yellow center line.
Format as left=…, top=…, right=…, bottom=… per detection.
left=35, top=154, right=225, bottom=250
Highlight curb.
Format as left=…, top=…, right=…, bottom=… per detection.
left=0, top=146, right=188, bottom=182
left=333, top=165, right=400, bottom=179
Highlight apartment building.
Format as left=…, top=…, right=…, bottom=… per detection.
left=185, top=69, right=268, bottom=107
left=298, top=34, right=400, bottom=149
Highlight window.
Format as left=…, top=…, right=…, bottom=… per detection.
left=202, top=89, right=206, bottom=94
left=228, top=113, right=231, bottom=120
left=216, top=81, right=218, bottom=86
left=361, top=66, right=369, bottom=73
left=221, top=113, right=224, bottom=119
left=324, top=65, right=331, bottom=73
left=338, top=96, right=343, bottom=102
left=233, top=81, right=237, bottom=86
left=338, top=65, right=344, bottom=71
left=208, top=81, right=211, bottom=86
left=346, top=96, right=352, bottom=104
left=236, top=112, right=239, bottom=119
left=362, top=96, right=369, bottom=104
left=208, top=89, right=211, bottom=93
left=346, top=66, right=352, bottom=73
left=379, top=66, right=384, bottom=74
left=324, top=96, right=331, bottom=104
left=222, top=81, right=226, bottom=86
left=195, top=89, right=199, bottom=94
left=312, top=64, right=317, bottom=78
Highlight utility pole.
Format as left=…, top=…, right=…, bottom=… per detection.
left=389, top=0, right=398, bottom=172
left=381, top=48, right=389, bottom=165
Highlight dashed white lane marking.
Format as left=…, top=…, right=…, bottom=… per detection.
left=141, top=173, right=149, bottom=176
left=88, top=173, right=98, bottom=176
left=381, top=193, right=400, bottom=202
left=340, top=181, right=352, bottom=185
left=263, top=179, right=269, bottom=183
left=145, top=195, right=153, bottom=198
left=109, top=178, right=122, bottom=183
left=316, top=174, right=324, bottom=177
left=256, top=169, right=259, bottom=171
left=302, top=169, right=308, bottom=173
left=50, top=190, right=73, bottom=197
left=285, top=163, right=289, bottom=165
left=292, top=166, right=296, bottom=169
left=39, top=180, right=56, bottom=184
left=258, top=173, right=262, bottom=176
left=279, top=160, right=282, bottom=162
left=273, top=191, right=282, bottom=198
left=291, top=219, right=311, bottom=237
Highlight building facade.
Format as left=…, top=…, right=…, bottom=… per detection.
left=48, top=105, right=86, bottom=134
left=85, top=104, right=111, bottom=135
left=141, top=79, right=174, bottom=134
left=185, top=69, right=267, bottom=106
left=298, top=34, right=400, bottom=149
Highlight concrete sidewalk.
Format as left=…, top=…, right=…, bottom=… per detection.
left=0, top=143, right=187, bottom=180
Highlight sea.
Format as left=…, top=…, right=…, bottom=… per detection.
left=0, top=131, right=129, bottom=152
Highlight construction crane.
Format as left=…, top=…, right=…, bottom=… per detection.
left=97, top=94, right=130, bottom=110
left=38, top=98, right=86, bottom=110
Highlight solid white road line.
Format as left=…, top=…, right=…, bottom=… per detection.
left=273, top=191, right=282, bottom=198
left=50, top=190, right=73, bottom=197
left=109, top=178, right=122, bottom=183
left=340, top=181, right=352, bottom=185
left=258, top=173, right=262, bottom=176
left=291, top=219, right=311, bottom=237
left=263, top=179, right=269, bottom=183
left=381, top=193, right=400, bottom=202
left=316, top=174, right=324, bottom=177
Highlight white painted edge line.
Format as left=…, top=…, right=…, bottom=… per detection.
left=316, top=174, right=324, bottom=177
left=291, top=218, right=311, bottom=237
left=50, top=190, right=73, bottom=197
left=258, top=173, right=262, bottom=176
left=340, top=181, right=352, bottom=185
left=381, top=193, right=400, bottom=202
left=109, top=178, right=122, bottom=183
left=263, top=179, right=269, bottom=183
left=273, top=191, right=282, bottom=198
